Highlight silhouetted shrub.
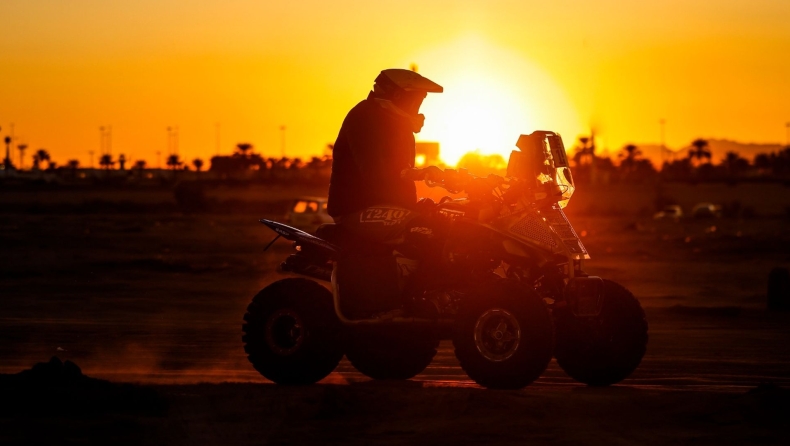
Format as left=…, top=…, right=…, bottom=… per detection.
left=0, top=357, right=166, bottom=417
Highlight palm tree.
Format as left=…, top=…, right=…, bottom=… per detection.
left=67, top=159, right=80, bottom=178
left=192, top=158, right=204, bottom=172
left=618, top=144, right=642, bottom=174
left=99, top=154, right=114, bottom=170
left=132, top=159, right=147, bottom=178
left=688, top=139, right=711, bottom=166
left=621, top=144, right=641, bottom=161
left=573, top=136, right=596, bottom=166
left=235, top=143, right=253, bottom=156
left=754, top=153, right=772, bottom=174
left=33, top=149, right=50, bottom=170
left=166, top=154, right=182, bottom=170
left=3, top=136, right=12, bottom=170
left=17, top=144, right=27, bottom=169
left=720, top=151, right=749, bottom=177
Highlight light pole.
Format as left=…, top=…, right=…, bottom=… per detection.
left=215, top=122, right=221, bottom=156
left=785, top=122, right=789, bottom=147
left=174, top=126, right=179, bottom=156
left=167, top=126, right=179, bottom=155
left=99, top=126, right=111, bottom=156
left=9, top=123, right=14, bottom=159
left=280, top=125, right=286, bottom=158
left=89, top=150, right=94, bottom=168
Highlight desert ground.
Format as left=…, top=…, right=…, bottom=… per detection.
left=2, top=182, right=790, bottom=445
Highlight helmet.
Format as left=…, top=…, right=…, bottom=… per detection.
left=375, top=69, right=443, bottom=93
left=373, top=69, right=443, bottom=117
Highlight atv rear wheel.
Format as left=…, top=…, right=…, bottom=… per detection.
left=554, top=279, right=648, bottom=386
left=242, top=278, right=344, bottom=385
left=453, top=279, right=554, bottom=389
left=346, top=326, right=438, bottom=380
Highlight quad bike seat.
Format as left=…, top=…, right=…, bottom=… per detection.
left=315, top=223, right=345, bottom=244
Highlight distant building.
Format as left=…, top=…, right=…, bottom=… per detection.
left=415, top=141, right=440, bottom=166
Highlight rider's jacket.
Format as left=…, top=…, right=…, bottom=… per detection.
left=327, top=93, right=417, bottom=218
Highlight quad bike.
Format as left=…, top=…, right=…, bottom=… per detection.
left=242, top=131, right=648, bottom=389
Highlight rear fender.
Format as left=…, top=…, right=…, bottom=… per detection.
left=259, top=219, right=338, bottom=257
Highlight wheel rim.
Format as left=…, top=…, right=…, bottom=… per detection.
left=473, top=308, right=521, bottom=362
left=265, top=309, right=305, bottom=356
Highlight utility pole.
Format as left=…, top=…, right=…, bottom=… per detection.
left=167, top=126, right=179, bottom=155
left=279, top=125, right=286, bottom=158
left=89, top=150, right=94, bottom=168
left=215, top=122, right=220, bottom=156
left=785, top=122, right=789, bottom=147
left=659, top=119, right=666, bottom=166
left=99, top=126, right=111, bottom=156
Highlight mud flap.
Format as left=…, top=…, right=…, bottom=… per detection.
left=564, top=276, right=605, bottom=317
left=335, top=253, right=401, bottom=320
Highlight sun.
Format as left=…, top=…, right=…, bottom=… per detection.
left=419, top=73, right=531, bottom=166
left=411, top=36, right=584, bottom=167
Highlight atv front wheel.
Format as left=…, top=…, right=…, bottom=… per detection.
left=453, top=279, right=554, bottom=389
left=346, top=326, right=438, bottom=380
left=554, top=279, right=648, bottom=386
left=242, top=278, right=344, bottom=385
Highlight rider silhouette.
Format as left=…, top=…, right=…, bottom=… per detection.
left=326, top=69, right=444, bottom=317
left=327, top=68, right=443, bottom=243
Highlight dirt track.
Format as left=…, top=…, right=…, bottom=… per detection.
left=2, top=210, right=790, bottom=390
left=2, top=202, right=790, bottom=444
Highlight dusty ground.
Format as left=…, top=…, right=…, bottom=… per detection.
left=1, top=183, right=790, bottom=444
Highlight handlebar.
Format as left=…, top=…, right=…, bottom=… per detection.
left=403, top=167, right=506, bottom=196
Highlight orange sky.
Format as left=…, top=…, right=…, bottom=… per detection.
left=1, top=1, right=788, bottom=167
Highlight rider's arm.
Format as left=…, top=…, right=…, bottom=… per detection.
left=400, top=165, right=443, bottom=182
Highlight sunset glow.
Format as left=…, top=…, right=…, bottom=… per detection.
left=416, top=36, right=583, bottom=165
left=1, top=1, right=788, bottom=167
